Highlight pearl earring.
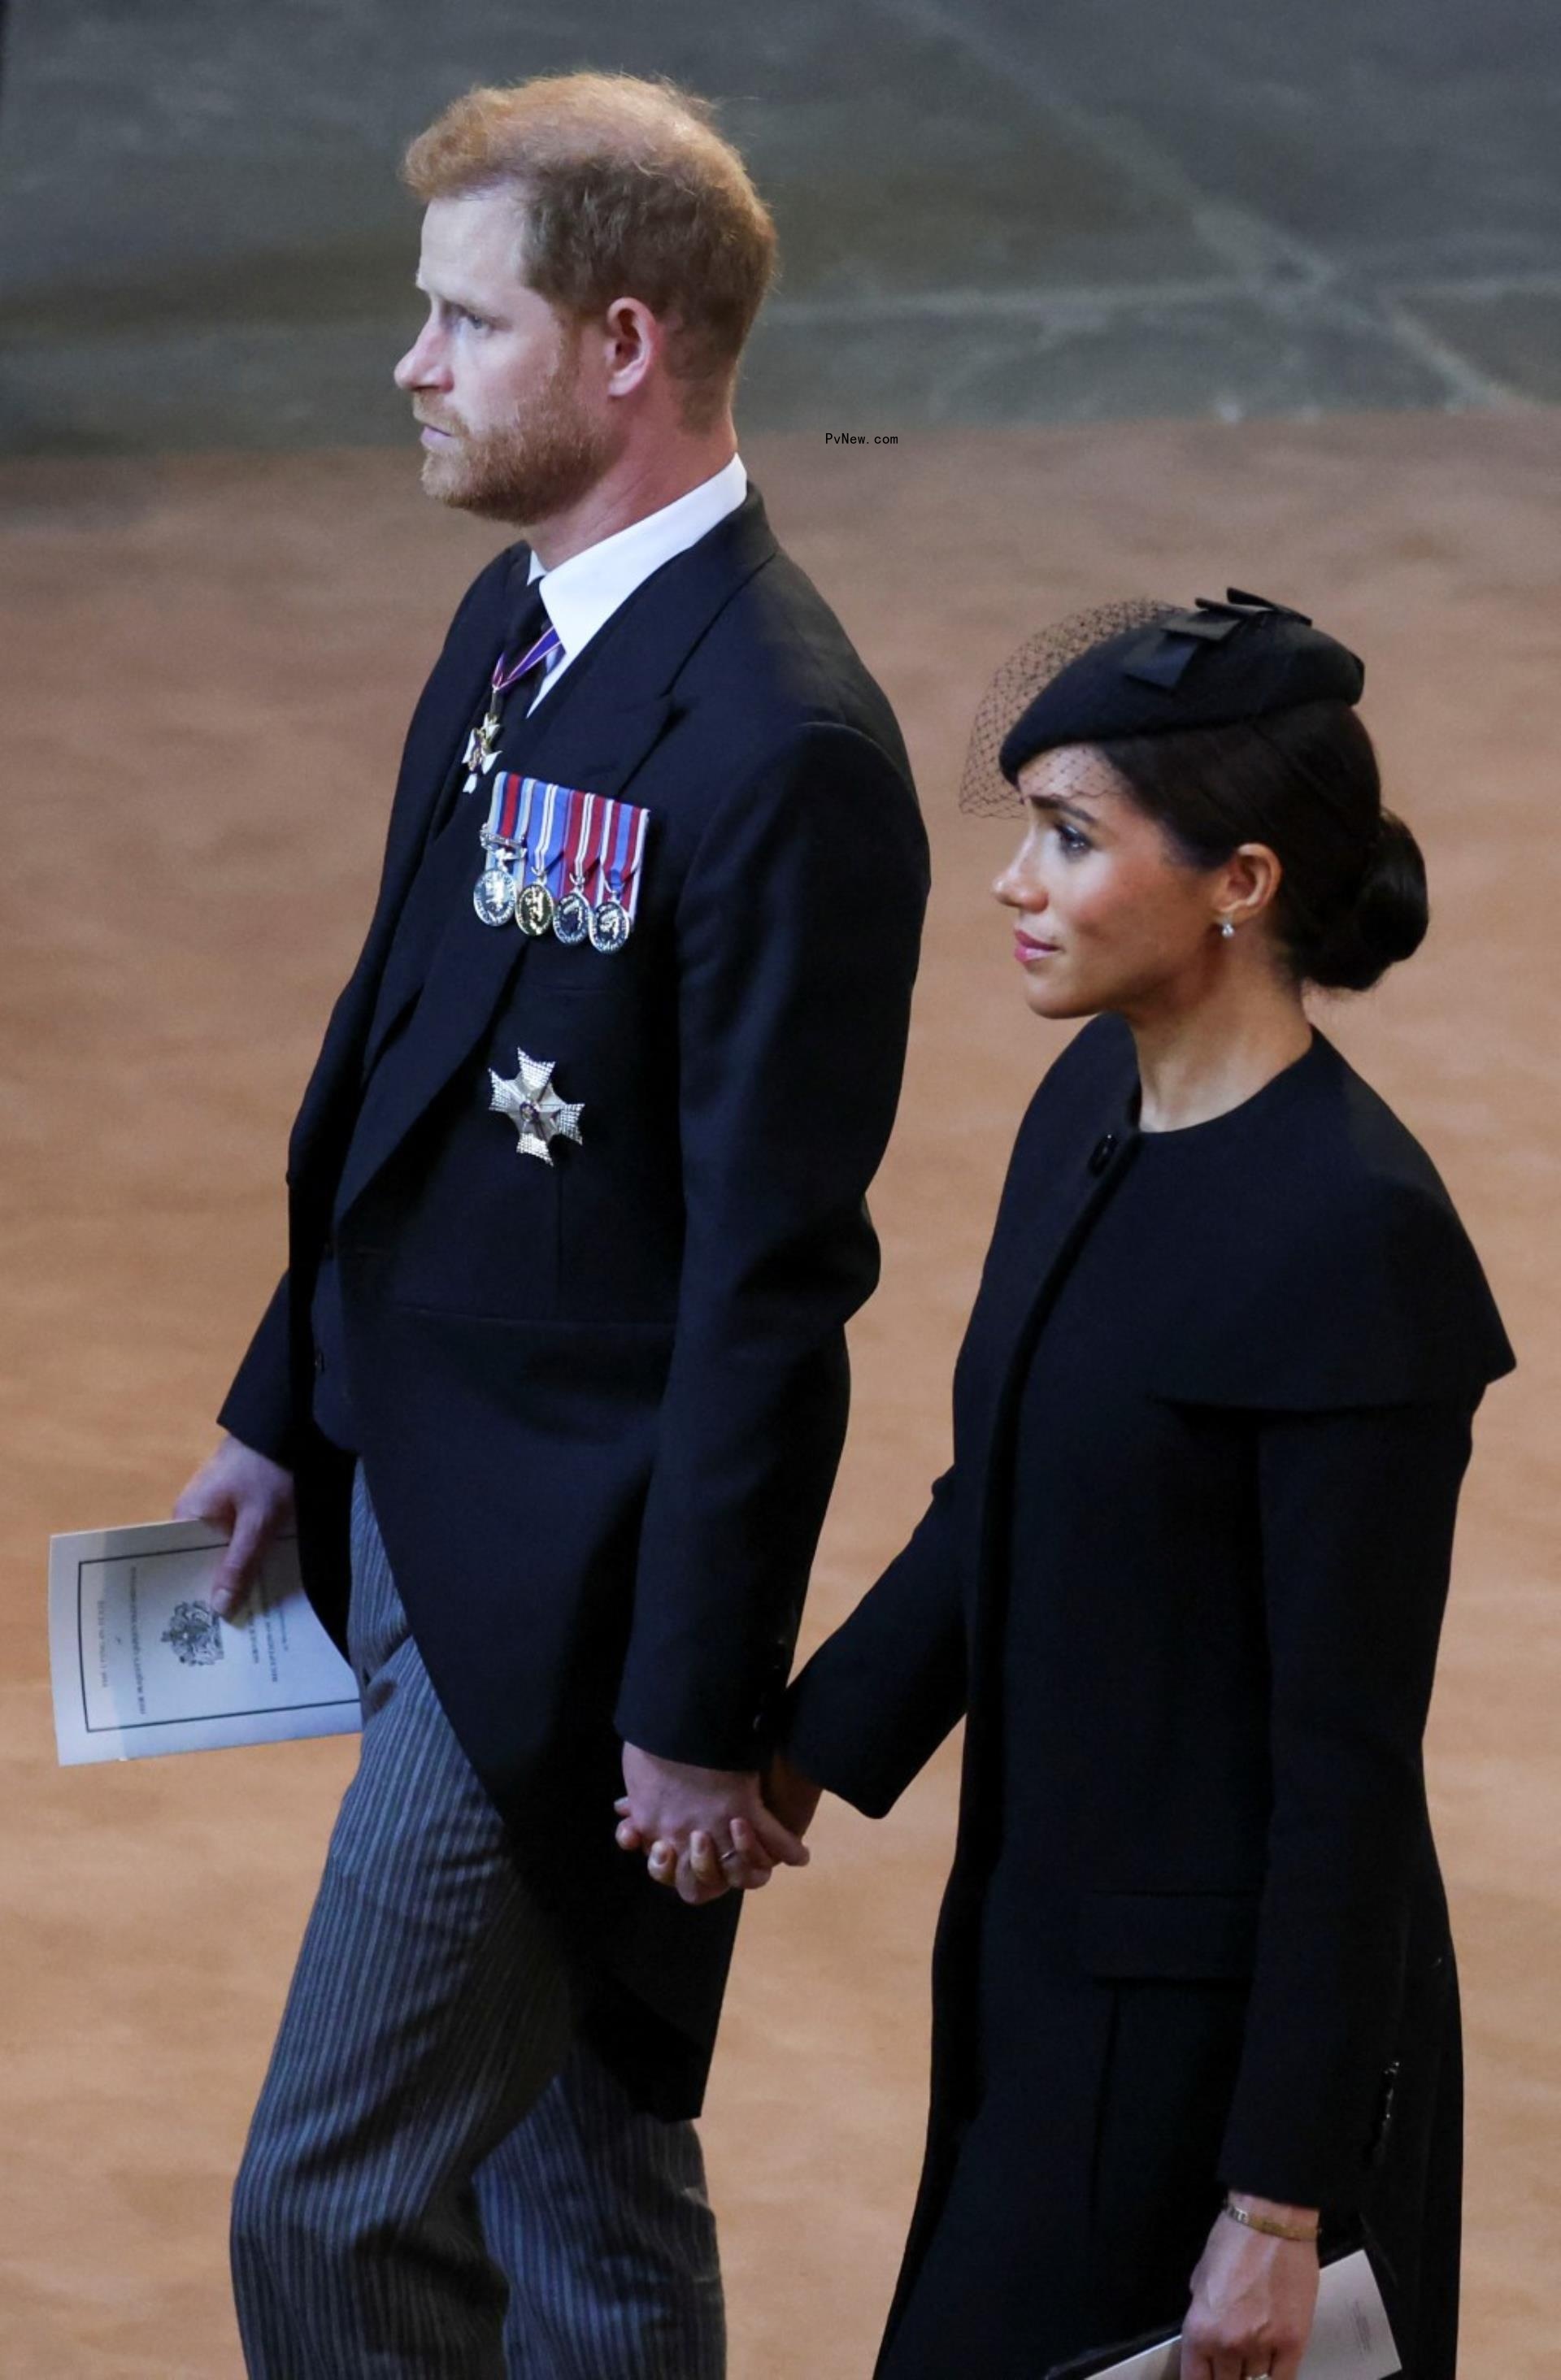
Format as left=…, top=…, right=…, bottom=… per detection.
left=1217, top=920, right=1236, bottom=940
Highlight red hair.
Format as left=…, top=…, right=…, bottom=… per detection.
left=403, top=74, right=777, bottom=428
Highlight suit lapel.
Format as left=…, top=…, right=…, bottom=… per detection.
left=288, top=590, right=508, bottom=1190
left=333, top=491, right=777, bottom=1222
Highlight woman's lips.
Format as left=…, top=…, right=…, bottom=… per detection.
left=1015, top=931, right=1059, bottom=963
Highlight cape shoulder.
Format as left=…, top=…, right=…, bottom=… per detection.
left=1008, top=1018, right=1515, bottom=1411
left=1145, top=1042, right=1516, bottom=1410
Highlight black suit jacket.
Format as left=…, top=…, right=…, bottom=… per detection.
left=220, top=489, right=929, bottom=2113
left=784, top=1017, right=1512, bottom=2369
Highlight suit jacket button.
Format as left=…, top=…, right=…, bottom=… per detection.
left=1089, top=1132, right=1119, bottom=1175
left=312, top=1348, right=326, bottom=1376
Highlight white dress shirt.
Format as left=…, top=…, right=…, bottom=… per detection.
left=524, top=454, right=749, bottom=710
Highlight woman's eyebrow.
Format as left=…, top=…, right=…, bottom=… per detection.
left=1026, top=792, right=1101, bottom=823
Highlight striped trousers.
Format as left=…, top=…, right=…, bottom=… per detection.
left=230, top=1470, right=726, bottom=2377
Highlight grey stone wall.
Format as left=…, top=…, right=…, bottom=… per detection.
left=2, top=0, right=1557, bottom=454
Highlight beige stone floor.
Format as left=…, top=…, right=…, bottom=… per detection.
left=0, top=416, right=1555, bottom=2375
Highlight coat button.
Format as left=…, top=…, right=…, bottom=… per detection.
left=1088, top=1132, right=1119, bottom=1175
left=312, top=1348, right=326, bottom=1377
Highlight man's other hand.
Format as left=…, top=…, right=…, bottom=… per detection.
left=616, top=1744, right=810, bottom=1905
left=174, top=1435, right=295, bottom=1618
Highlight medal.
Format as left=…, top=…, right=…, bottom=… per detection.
left=473, top=862, right=517, bottom=927
left=589, top=892, right=631, bottom=953
left=488, top=1048, right=585, bottom=1165
left=588, top=798, right=649, bottom=953
left=515, top=780, right=559, bottom=936
left=554, top=888, right=592, bottom=945
left=463, top=703, right=503, bottom=791
left=552, top=792, right=595, bottom=945
left=472, top=771, right=530, bottom=927
left=516, top=879, right=555, bottom=936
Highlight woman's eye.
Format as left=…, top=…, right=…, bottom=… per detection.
left=1054, top=823, right=1091, bottom=857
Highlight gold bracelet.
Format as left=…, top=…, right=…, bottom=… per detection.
left=1222, top=2198, right=1320, bottom=2244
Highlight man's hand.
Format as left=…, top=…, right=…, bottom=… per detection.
left=173, top=1435, right=295, bottom=1618
left=615, top=1744, right=810, bottom=1905
left=1181, top=2198, right=1320, bottom=2380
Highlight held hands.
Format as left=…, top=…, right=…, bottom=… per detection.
left=173, top=1435, right=295, bottom=1618
left=1181, top=2197, right=1320, bottom=2380
left=615, top=1744, right=822, bottom=1905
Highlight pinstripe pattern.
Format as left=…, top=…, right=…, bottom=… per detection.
left=231, top=1469, right=726, bottom=2377
left=479, top=2048, right=724, bottom=2378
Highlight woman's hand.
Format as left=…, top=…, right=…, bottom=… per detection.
left=1181, top=2198, right=1320, bottom=2380
left=763, top=1748, right=823, bottom=1844
left=613, top=1749, right=824, bottom=1900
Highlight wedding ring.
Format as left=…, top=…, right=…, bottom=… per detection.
left=719, top=1845, right=745, bottom=1868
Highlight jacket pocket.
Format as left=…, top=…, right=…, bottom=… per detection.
left=1079, top=1890, right=1261, bottom=1981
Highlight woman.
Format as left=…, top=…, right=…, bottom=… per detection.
left=632, top=592, right=1513, bottom=2378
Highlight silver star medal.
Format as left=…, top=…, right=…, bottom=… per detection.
left=488, top=1049, right=584, bottom=1164
left=463, top=706, right=506, bottom=795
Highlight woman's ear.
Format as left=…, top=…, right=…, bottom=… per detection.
left=1217, top=841, right=1284, bottom=932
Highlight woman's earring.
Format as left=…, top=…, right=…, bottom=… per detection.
left=1217, top=919, right=1236, bottom=940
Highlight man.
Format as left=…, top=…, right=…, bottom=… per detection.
left=174, top=71, right=928, bottom=2379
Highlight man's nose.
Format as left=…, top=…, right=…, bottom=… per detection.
left=394, top=325, right=448, bottom=392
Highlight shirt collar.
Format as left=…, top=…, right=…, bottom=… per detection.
left=527, top=454, right=748, bottom=662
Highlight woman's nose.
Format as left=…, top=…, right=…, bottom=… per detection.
left=994, top=858, right=1045, bottom=912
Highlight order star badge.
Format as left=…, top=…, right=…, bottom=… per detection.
left=487, top=1049, right=585, bottom=1164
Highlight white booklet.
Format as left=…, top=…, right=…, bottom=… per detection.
left=1059, top=2249, right=1399, bottom=2379
left=49, top=1518, right=361, bottom=1765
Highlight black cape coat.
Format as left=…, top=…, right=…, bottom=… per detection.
left=220, top=489, right=928, bottom=2116
left=784, top=1016, right=1513, bottom=2379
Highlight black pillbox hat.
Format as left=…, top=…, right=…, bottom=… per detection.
left=998, top=590, right=1365, bottom=786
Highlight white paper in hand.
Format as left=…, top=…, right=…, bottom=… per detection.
left=1073, top=2250, right=1399, bottom=2379
left=50, top=1518, right=361, bottom=1764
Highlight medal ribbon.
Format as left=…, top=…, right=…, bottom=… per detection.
left=482, top=770, right=530, bottom=853
left=528, top=780, right=563, bottom=885
left=620, top=804, right=650, bottom=923
left=492, top=619, right=563, bottom=699
left=559, top=790, right=596, bottom=891
left=598, top=797, right=650, bottom=922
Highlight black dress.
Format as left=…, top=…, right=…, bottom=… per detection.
left=784, top=1018, right=1512, bottom=2379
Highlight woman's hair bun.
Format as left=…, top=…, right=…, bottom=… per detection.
left=1302, top=809, right=1428, bottom=992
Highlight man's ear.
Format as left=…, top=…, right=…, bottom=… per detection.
left=600, top=298, right=661, bottom=398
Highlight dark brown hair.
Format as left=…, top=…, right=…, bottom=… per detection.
left=1098, top=700, right=1428, bottom=991
left=402, top=74, right=777, bottom=431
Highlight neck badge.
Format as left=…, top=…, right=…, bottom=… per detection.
left=488, top=1049, right=584, bottom=1164
left=463, top=619, right=563, bottom=792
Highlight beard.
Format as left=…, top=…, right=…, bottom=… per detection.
left=418, top=338, right=615, bottom=526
